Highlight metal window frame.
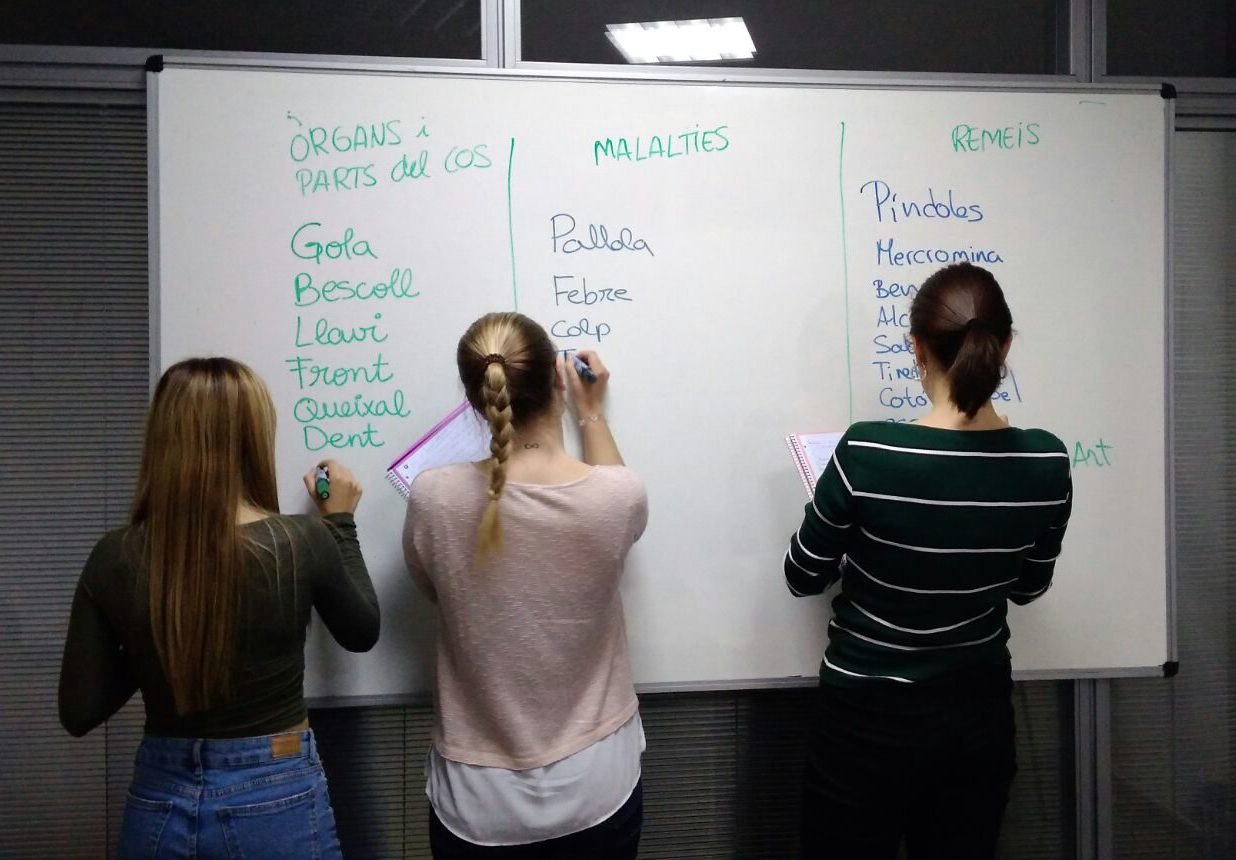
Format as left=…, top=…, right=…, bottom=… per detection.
left=1087, top=5, right=1236, bottom=859
left=1092, top=0, right=1236, bottom=107
left=0, top=43, right=489, bottom=91
left=507, top=0, right=1089, bottom=84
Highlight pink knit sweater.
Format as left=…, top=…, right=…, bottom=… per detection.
left=402, top=463, right=648, bottom=769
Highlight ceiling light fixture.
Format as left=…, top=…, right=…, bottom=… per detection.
left=605, top=17, right=756, bottom=65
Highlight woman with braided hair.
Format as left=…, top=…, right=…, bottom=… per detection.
left=402, top=312, right=648, bottom=859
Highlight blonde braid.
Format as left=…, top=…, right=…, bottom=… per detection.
left=477, top=360, right=513, bottom=557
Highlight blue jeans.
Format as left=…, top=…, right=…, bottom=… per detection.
left=118, top=729, right=343, bottom=860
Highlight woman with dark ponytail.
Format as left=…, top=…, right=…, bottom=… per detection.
left=786, top=263, right=1073, bottom=859
left=911, top=262, right=1015, bottom=421
left=402, top=312, right=648, bottom=858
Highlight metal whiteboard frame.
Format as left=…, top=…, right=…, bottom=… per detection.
left=1162, top=96, right=1179, bottom=675
left=146, top=53, right=1176, bottom=689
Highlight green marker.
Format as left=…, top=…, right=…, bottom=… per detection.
left=314, top=465, right=330, bottom=500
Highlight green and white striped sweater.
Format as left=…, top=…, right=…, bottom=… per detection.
left=784, top=421, right=1072, bottom=686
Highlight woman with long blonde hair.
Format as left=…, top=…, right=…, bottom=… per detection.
left=403, top=312, right=648, bottom=858
left=58, top=357, right=379, bottom=859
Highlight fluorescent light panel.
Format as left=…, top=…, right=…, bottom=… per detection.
left=606, top=17, right=756, bottom=64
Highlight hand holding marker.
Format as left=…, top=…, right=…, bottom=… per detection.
left=564, top=350, right=622, bottom=464
left=303, top=460, right=363, bottom=515
left=572, top=353, right=598, bottom=384
left=564, top=350, right=610, bottom=432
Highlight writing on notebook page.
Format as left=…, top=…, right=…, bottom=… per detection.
left=386, top=403, right=492, bottom=498
left=785, top=431, right=845, bottom=497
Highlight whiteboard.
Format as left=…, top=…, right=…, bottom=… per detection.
left=150, top=65, right=1171, bottom=699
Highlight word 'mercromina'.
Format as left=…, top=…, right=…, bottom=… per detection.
left=593, top=125, right=729, bottom=166
left=875, top=238, right=1004, bottom=267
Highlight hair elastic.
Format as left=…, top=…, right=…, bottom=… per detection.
left=483, top=353, right=507, bottom=367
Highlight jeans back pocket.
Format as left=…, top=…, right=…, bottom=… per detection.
left=118, top=793, right=174, bottom=859
left=218, top=785, right=320, bottom=860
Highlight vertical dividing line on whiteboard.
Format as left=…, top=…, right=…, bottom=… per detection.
left=506, top=137, right=519, bottom=311
left=838, top=121, right=853, bottom=424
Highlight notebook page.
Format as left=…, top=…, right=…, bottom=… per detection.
left=387, top=403, right=492, bottom=497
left=798, top=432, right=844, bottom=485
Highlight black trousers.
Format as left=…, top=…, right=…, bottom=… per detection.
left=801, top=667, right=1016, bottom=860
left=429, top=780, right=643, bottom=860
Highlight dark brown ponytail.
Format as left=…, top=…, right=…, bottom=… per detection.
left=909, top=263, right=1013, bottom=419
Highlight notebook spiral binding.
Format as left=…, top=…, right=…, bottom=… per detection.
left=785, top=435, right=816, bottom=495
left=386, top=470, right=412, bottom=500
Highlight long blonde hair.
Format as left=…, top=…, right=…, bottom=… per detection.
left=456, top=313, right=557, bottom=558
left=130, top=357, right=279, bottom=714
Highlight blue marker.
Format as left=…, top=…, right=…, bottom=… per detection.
left=314, top=465, right=330, bottom=500
left=572, top=354, right=598, bottom=384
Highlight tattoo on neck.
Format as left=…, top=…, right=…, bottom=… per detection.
left=523, top=442, right=540, bottom=449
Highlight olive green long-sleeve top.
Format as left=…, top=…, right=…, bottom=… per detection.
left=59, top=513, right=378, bottom=738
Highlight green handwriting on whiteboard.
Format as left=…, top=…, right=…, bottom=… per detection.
left=292, top=386, right=412, bottom=452
left=951, top=123, right=1040, bottom=153
left=294, top=144, right=492, bottom=194
left=284, top=354, right=394, bottom=389
left=291, top=222, right=377, bottom=264
left=593, top=125, right=730, bottom=166
left=1072, top=438, right=1113, bottom=468
left=288, top=120, right=404, bottom=162
left=302, top=422, right=384, bottom=452
left=293, top=268, right=420, bottom=307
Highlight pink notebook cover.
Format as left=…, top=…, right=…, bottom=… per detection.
left=386, top=402, right=491, bottom=499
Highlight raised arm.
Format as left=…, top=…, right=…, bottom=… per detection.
left=785, top=441, right=855, bottom=597
left=304, top=461, right=380, bottom=651
left=563, top=350, right=623, bottom=466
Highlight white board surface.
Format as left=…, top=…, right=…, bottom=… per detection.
left=151, top=66, right=1170, bottom=698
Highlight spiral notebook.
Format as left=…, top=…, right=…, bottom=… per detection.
left=785, top=431, right=844, bottom=497
left=386, top=402, right=491, bottom=499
